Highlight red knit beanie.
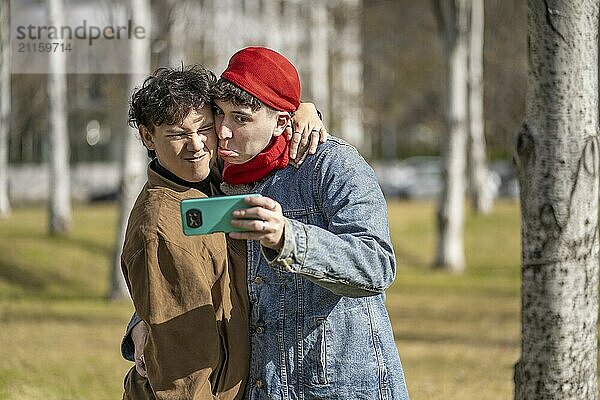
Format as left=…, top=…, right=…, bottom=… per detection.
left=221, top=47, right=301, bottom=112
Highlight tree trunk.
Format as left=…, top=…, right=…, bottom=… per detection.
left=513, top=1, right=599, bottom=398
left=333, top=0, right=366, bottom=154
left=467, top=0, right=493, bottom=214
left=47, top=0, right=71, bottom=234
left=109, top=0, right=151, bottom=300
left=282, top=0, right=301, bottom=64
left=0, top=0, right=11, bottom=217
left=241, top=0, right=262, bottom=44
left=435, top=0, right=469, bottom=272
left=309, top=0, right=330, bottom=122
left=168, top=0, right=188, bottom=67
left=212, top=0, right=235, bottom=72
left=263, top=0, right=283, bottom=51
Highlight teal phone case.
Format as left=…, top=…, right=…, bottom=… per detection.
left=180, top=194, right=260, bottom=235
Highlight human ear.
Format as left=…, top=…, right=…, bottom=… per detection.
left=273, top=112, right=291, bottom=137
left=139, top=125, right=155, bottom=150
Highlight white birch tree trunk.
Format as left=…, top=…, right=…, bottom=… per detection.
left=309, top=0, right=330, bottom=122
left=333, top=0, right=366, bottom=153
left=282, top=0, right=302, bottom=64
left=167, top=0, right=188, bottom=67
left=434, top=0, right=469, bottom=272
left=212, top=0, right=235, bottom=73
left=263, top=0, right=283, bottom=51
left=513, top=1, right=599, bottom=398
left=109, top=0, right=151, bottom=300
left=467, top=0, right=493, bottom=214
left=201, top=0, right=216, bottom=69
left=47, top=0, right=71, bottom=234
left=0, top=0, right=11, bottom=217
left=241, top=0, right=262, bottom=45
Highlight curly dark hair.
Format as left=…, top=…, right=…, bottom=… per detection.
left=212, top=78, right=274, bottom=113
left=128, top=65, right=216, bottom=158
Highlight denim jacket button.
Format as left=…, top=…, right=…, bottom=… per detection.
left=255, top=326, right=265, bottom=334
left=280, top=257, right=293, bottom=269
left=253, top=276, right=264, bottom=285
left=255, top=379, right=264, bottom=388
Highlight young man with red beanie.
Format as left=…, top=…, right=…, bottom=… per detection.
left=213, top=47, right=410, bottom=399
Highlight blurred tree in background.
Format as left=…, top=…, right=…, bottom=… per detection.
left=6, top=0, right=527, bottom=166
left=363, top=0, right=526, bottom=160
left=110, top=0, right=151, bottom=300
left=0, top=0, right=10, bottom=217
left=47, top=0, right=71, bottom=234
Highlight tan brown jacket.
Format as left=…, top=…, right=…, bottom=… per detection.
left=121, top=165, right=249, bottom=400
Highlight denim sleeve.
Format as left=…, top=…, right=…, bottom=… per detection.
left=120, top=312, right=142, bottom=362
left=262, top=144, right=396, bottom=297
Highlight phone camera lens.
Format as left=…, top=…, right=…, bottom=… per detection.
left=186, top=209, right=203, bottom=228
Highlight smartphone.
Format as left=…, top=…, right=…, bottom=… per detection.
left=180, top=194, right=261, bottom=235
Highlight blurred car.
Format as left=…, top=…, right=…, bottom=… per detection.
left=489, top=160, right=519, bottom=199
left=394, top=156, right=443, bottom=199
left=373, top=156, right=442, bottom=199
left=373, top=156, right=507, bottom=200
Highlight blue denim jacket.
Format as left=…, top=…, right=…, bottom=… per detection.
left=243, top=137, right=409, bottom=400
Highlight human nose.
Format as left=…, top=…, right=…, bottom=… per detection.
left=187, top=133, right=206, bottom=151
left=216, top=119, right=232, bottom=140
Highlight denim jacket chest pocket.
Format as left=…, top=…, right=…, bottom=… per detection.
left=271, top=207, right=321, bottom=285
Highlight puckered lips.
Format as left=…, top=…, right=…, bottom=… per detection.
left=218, top=147, right=238, bottom=158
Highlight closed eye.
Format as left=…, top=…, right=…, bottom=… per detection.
left=166, top=132, right=188, bottom=139
left=234, top=115, right=251, bottom=124
left=197, top=126, right=215, bottom=135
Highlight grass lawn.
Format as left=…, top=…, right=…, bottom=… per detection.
left=0, top=200, right=522, bottom=399
left=388, top=200, right=521, bottom=399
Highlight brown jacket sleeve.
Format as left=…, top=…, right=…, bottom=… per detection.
left=123, top=232, right=227, bottom=400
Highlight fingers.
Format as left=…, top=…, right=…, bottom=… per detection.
left=230, top=216, right=276, bottom=233
left=289, top=129, right=302, bottom=160
left=239, top=194, right=276, bottom=209
left=308, top=128, right=321, bottom=154
left=299, top=125, right=311, bottom=148
left=290, top=102, right=327, bottom=164
left=297, top=148, right=310, bottom=165
left=131, top=321, right=149, bottom=378
left=230, top=196, right=285, bottom=250
left=319, top=126, right=329, bottom=143
left=289, top=126, right=328, bottom=166
left=232, top=203, right=279, bottom=227
left=229, top=221, right=284, bottom=250
left=289, top=119, right=312, bottom=162
left=288, top=125, right=313, bottom=165
left=284, top=121, right=293, bottom=141
left=135, top=354, right=148, bottom=378
left=293, top=128, right=322, bottom=166
left=232, top=196, right=279, bottom=221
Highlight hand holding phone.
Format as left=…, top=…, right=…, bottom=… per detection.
left=181, top=194, right=261, bottom=235
left=228, top=195, right=286, bottom=251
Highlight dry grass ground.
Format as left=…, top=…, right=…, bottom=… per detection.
left=0, top=201, right=522, bottom=399
left=387, top=200, right=521, bottom=399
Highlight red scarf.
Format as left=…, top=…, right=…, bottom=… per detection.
left=222, top=135, right=290, bottom=184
